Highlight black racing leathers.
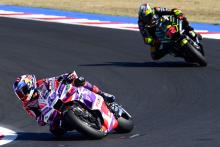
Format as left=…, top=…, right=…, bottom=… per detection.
left=138, top=7, right=192, bottom=60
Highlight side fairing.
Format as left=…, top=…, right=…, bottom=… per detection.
left=76, top=87, right=118, bottom=132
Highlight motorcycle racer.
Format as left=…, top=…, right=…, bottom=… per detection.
left=138, top=3, right=202, bottom=60
left=13, top=71, right=117, bottom=136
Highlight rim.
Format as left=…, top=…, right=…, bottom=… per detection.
left=72, top=103, right=102, bottom=130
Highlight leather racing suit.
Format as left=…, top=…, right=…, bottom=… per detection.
left=138, top=7, right=200, bottom=60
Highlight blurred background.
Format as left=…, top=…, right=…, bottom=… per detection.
left=0, top=0, right=220, bottom=24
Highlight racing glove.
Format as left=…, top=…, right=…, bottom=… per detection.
left=62, top=71, right=78, bottom=84
left=99, top=91, right=115, bottom=103
left=74, top=77, right=86, bottom=87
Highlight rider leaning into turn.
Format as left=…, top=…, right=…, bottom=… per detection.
left=13, top=71, right=117, bottom=136
left=138, top=3, right=202, bottom=60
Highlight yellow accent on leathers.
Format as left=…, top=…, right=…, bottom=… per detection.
left=144, top=37, right=153, bottom=44
left=180, top=39, right=188, bottom=47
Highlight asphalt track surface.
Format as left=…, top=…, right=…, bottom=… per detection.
left=1, top=17, right=220, bottom=147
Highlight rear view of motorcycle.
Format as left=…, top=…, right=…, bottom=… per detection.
left=156, top=16, right=207, bottom=66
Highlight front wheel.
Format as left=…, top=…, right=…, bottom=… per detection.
left=183, top=42, right=207, bottom=67
left=115, top=112, right=134, bottom=133
left=63, top=103, right=106, bottom=139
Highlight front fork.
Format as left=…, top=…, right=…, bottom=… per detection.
left=100, top=101, right=118, bottom=133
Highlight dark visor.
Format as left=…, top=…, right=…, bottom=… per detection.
left=16, top=85, right=30, bottom=100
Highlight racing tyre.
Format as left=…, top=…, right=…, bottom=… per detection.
left=63, top=104, right=106, bottom=139
left=115, top=113, right=134, bottom=133
left=184, top=43, right=207, bottom=67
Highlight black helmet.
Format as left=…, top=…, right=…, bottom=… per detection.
left=139, top=3, right=156, bottom=27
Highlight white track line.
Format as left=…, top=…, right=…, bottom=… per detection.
left=0, top=10, right=219, bottom=39
left=0, top=127, right=17, bottom=146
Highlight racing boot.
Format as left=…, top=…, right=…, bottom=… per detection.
left=49, top=121, right=66, bottom=137
left=49, top=111, right=66, bottom=137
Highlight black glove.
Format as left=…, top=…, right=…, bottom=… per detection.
left=63, top=72, right=79, bottom=84
left=62, top=75, right=73, bottom=84
left=100, top=92, right=115, bottom=103
left=74, top=77, right=86, bottom=87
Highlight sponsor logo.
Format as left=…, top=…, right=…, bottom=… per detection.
left=58, top=84, right=65, bottom=97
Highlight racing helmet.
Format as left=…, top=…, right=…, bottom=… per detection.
left=13, top=74, right=37, bottom=102
left=139, top=3, right=156, bottom=27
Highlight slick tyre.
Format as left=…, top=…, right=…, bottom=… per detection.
left=64, top=109, right=106, bottom=139
left=184, top=43, right=207, bottom=67
left=115, top=115, right=134, bottom=133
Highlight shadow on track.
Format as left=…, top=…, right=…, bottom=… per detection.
left=14, top=132, right=89, bottom=141
left=13, top=132, right=137, bottom=141
left=79, top=61, right=198, bottom=68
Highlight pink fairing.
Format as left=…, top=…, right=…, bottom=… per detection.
left=20, top=72, right=107, bottom=131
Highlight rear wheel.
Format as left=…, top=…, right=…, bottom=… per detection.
left=63, top=102, right=106, bottom=139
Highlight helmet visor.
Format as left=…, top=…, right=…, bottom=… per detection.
left=21, top=85, right=30, bottom=95
left=16, top=85, right=30, bottom=101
